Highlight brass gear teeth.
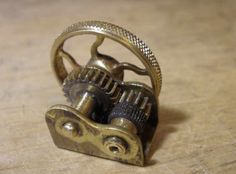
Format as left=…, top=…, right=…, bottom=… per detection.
left=63, top=67, right=121, bottom=103
left=119, top=90, right=152, bottom=119
left=108, top=89, right=153, bottom=133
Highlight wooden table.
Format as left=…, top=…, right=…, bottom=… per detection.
left=0, top=0, right=235, bottom=173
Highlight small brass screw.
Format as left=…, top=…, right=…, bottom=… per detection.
left=63, top=122, right=76, bottom=132
left=104, top=137, right=128, bottom=155
left=62, top=122, right=80, bottom=136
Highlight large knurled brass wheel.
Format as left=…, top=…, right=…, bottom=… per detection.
left=51, top=21, right=162, bottom=96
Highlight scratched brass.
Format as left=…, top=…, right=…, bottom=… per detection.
left=46, top=21, right=162, bottom=166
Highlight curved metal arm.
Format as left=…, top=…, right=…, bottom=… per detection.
left=115, top=62, right=149, bottom=76
left=58, top=49, right=81, bottom=70
left=90, top=35, right=104, bottom=58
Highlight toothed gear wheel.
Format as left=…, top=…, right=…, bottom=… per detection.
left=108, top=90, right=152, bottom=134
left=63, top=67, right=122, bottom=104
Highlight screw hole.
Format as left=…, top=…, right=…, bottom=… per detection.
left=109, top=146, right=119, bottom=153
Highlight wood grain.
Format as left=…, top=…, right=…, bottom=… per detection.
left=0, top=0, right=235, bottom=173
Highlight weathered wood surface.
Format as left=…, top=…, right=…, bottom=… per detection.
left=0, top=0, right=235, bottom=173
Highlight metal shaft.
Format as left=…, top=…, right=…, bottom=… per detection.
left=72, top=91, right=96, bottom=117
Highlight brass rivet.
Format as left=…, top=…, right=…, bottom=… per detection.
left=63, top=122, right=77, bottom=132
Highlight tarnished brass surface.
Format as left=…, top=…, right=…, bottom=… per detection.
left=110, top=118, right=138, bottom=135
left=51, top=21, right=162, bottom=94
left=46, top=105, right=144, bottom=166
left=46, top=21, right=162, bottom=166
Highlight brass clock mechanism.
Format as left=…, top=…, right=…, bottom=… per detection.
left=45, top=21, right=162, bottom=166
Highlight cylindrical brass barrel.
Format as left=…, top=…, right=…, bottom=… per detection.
left=72, top=91, right=96, bottom=117
left=110, top=118, right=137, bottom=134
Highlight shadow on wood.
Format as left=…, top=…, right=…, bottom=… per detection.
left=146, top=106, right=189, bottom=166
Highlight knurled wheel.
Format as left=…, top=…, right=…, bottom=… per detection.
left=51, top=21, right=162, bottom=97
left=108, top=89, right=152, bottom=133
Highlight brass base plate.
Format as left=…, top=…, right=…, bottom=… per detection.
left=45, top=105, right=144, bottom=166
